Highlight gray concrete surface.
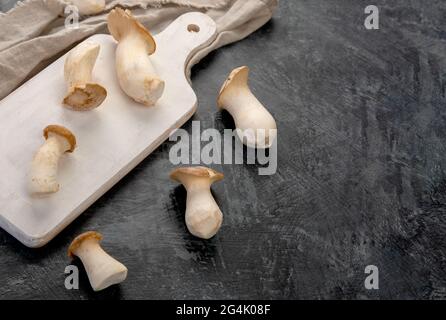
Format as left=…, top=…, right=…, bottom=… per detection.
left=0, top=0, right=446, bottom=299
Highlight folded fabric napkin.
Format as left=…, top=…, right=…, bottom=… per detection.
left=0, top=0, right=278, bottom=100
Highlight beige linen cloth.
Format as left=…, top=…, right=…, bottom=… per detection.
left=0, top=0, right=278, bottom=100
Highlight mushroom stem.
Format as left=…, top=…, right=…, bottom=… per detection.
left=75, top=240, right=127, bottom=291
left=29, top=125, right=76, bottom=195
left=107, top=8, right=164, bottom=106
left=30, top=136, right=69, bottom=193
left=68, top=232, right=127, bottom=291
left=115, top=34, right=164, bottom=106
left=186, top=185, right=222, bottom=238
left=170, top=167, right=224, bottom=239
left=70, top=0, right=105, bottom=16
left=218, top=66, right=277, bottom=149
left=63, top=42, right=107, bottom=111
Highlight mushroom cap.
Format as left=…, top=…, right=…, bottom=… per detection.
left=217, top=66, right=250, bottom=108
left=107, top=8, right=156, bottom=55
left=63, top=83, right=107, bottom=111
left=43, top=125, right=77, bottom=153
left=170, top=166, right=224, bottom=184
left=67, top=231, right=103, bottom=259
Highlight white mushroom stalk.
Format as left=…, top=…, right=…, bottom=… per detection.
left=170, top=166, right=224, bottom=239
left=29, top=125, right=76, bottom=195
left=107, top=8, right=165, bottom=106
left=63, top=41, right=107, bottom=111
left=69, top=0, right=105, bottom=16
left=217, top=66, right=277, bottom=149
left=68, top=231, right=128, bottom=291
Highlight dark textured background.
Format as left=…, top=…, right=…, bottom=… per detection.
left=1, top=0, right=446, bottom=300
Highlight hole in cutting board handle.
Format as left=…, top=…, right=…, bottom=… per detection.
left=187, top=24, right=200, bottom=33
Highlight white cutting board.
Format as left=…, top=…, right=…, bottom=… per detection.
left=0, top=12, right=217, bottom=248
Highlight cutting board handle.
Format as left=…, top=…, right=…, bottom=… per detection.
left=154, top=12, right=217, bottom=76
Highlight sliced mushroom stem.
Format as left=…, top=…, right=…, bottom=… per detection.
left=217, top=66, right=277, bottom=149
left=170, top=167, right=224, bottom=239
left=107, top=8, right=164, bottom=106
left=68, top=232, right=128, bottom=292
left=70, top=0, right=105, bottom=16
left=63, top=42, right=107, bottom=111
left=29, top=125, right=76, bottom=194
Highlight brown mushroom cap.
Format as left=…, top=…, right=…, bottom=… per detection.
left=67, top=231, right=103, bottom=259
left=107, top=8, right=156, bottom=55
left=43, top=125, right=77, bottom=153
left=217, top=66, right=250, bottom=108
left=63, top=83, right=107, bottom=111
left=170, top=166, right=224, bottom=184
